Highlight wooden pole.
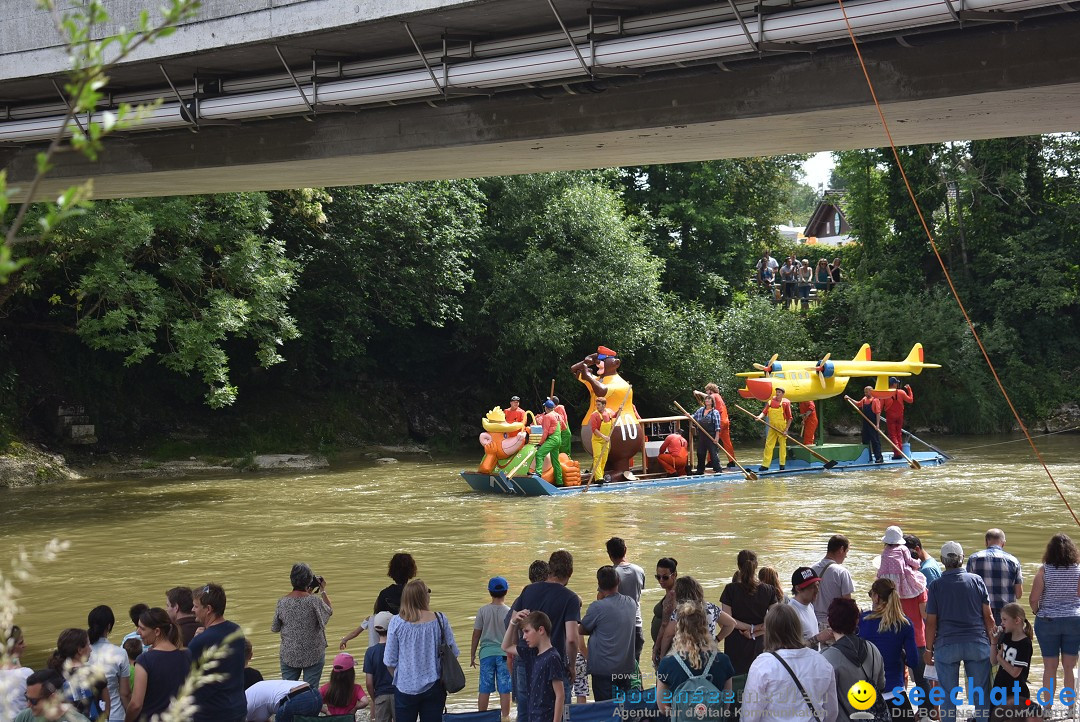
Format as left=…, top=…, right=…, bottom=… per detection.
left=844, top=396, right=920, bottom=469
left=585, top=387, right=631, bottom=491
left=506, top=445, right=538, bottom=478
left=674, top=401, right=757, bottom=481
left=733, top=404, right=839, bottom=470
left=550, top=378, right=555, bottom=398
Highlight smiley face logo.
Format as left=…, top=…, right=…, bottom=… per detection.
left=847, top=680, right=877, bottom=711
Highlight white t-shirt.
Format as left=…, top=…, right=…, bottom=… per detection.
left=811, top=559, right=854, bottom=626
left=0, top=666, right=34, bottom=720
left=742, top=647, right=838, bottom=722
left=788, top=598, right=818, bottom=640
left=90, top=639, right=130, bottom=722
left=245, top=680, right=303, bottom=722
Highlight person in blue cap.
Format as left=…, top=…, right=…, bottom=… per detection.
left=472, top=576, right=512, bottom=718
left=531, top=400, right=564, bottom=486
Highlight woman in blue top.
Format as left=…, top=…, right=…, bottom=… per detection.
left=858, top=579, right=919, bottom=718
left=384, top=579, right=459, bottom=722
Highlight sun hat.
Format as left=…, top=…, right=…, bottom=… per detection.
left=882, top=526, right=906, bottom=545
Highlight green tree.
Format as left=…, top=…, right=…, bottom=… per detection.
left=618, top=158, right=802, bottom=307
left=4, top=194, right=299, bottom=407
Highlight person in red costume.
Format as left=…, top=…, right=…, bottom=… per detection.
left=504, top=396, right=526, bottom=425
left=694, top=383, right=737, bottom=468
left=881, top=377, right=913, bottom=452
left=798, top=400, right=818, bottom=446
left=656, top=432, right=688, bottom=477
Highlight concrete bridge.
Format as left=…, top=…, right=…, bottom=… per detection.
left=1, top=0, right=1078, bottom=199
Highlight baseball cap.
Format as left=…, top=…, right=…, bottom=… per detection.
left=941, top=541, right=964, bottom=560
left=333, top=652, right=355, bottom=671
left=889, top=377, right=900, bottom=385
left=372, top=611, right=393, bottom=633
left=488, top=576, right=509, bottom=594
left=791, top=566, right=822, bottom=590
left=544, top=400, right=555, bottom=409
left=511, top=396, right=520, bottom=401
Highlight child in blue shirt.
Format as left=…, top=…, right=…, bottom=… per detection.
left=502, top=610, right=566, bottom=722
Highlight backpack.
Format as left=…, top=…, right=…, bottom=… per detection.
left=670, top=652, right=728, bottom=722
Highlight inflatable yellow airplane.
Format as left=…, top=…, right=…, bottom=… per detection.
left=736, top=343, right=941, bottom=402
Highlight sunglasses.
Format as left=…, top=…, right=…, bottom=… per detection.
left=25, top=695, right=43, bottom=705
left=655, top=574, right=673, bottom=581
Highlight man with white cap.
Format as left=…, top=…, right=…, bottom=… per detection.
left=924, top=541, right=995, bottom=721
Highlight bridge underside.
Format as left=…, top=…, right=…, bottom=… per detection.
left=4, top=17, right=1079, bottom=200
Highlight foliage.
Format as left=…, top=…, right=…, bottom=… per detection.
left=618, top=158, right=803, bottom=306
left=8, top=194, right=300, bottom=407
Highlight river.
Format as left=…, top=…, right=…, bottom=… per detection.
left=2, top=432, right=1079, bottom=704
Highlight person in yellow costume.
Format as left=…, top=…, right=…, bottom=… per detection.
left=756, top=387, right=793, bottom=471
left=588, top=397, right=615, bottom=484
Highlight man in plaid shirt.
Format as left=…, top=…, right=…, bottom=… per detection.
left=965, top=528, right=1023, bottom=624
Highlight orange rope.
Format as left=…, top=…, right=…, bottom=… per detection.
left=834, top=0, right=1080, bottom=528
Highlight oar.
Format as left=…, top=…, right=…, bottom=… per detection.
left=674, top=400, right=757, bottom=481
left=734, top=404, right=838, bottom=470
left=903, top=428, right=954, bottom=460
left=585, top=387, right=631, bottom=491
left=845, top=397, right=921, bottom=469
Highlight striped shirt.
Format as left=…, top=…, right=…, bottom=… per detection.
left=1037, top=564, right=1080, bottom=619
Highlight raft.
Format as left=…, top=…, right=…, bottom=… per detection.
left=460, top=444, right=946, bottom=496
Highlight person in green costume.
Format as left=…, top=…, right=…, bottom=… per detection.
left=550, top=395, right=572, bottom=457
left=532, top=400, right=564, bottom=486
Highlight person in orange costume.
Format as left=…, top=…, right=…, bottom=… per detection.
left=656, top=432, right=688, bottom=476
left=694, top=383, right=737, bottom=468
left=798, top=399, right=818, bottom=446
left=881, top=377, right=913, bottom=452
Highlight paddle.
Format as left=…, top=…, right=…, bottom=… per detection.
left=734, top=404, right=839, bottom=470
left=674, top=400, right=757, bottom=481
left=902, top=427, right=954, bottom=460
left=845, top=396, right=921, bottom=469
left=585, top=387, right=631, bottom=491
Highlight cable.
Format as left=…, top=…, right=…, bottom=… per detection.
left=834, top=0, right=1080, bottom=528
left=949, top=427, right=1080, bottom=453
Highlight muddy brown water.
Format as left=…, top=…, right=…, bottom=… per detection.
left=2, top=433, right=1079, bottom=705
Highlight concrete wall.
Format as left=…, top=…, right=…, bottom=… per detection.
left=0, top=0, right=490, bottom=82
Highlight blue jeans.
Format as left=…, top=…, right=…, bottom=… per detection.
left=515, top=659, right=532, bottom=721
left=394, top=683, right=447, bottom=722
left=281, top=655, right=326, bottom=689
left=276, top=687, right=323, bottom=722
left=935, top=641, right=991, bottom=719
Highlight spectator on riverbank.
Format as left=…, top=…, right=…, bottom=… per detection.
left=822, top=598, right=885, bottom=722
left=87, top=606, right=129, bottom=722
left=341, top=553, right=417, bottom=651
left=719, top=550, right=775, bottom=675
left=127, top=608, right=190, bottom=722
left=742, top=603, right=838, bottom=722
left=606, top=537, right=646, bottom=662
left=472, top=577, right=512, bottom=717
left=650, top=558, right=678, bottom=649
left=967, top=528, right=1023, bottom=625
left=272, top=562, right=333, bottom=688
left=0, top=625, right=33, bottom=720
left=655, top=602, right=735, bottom=717
left=924, top=541, right=994, bottom=720
left=657, top=576, right=736, bottom=661
left=243, top=638, right=264, bottom=690
left=121, top=604, right=149, bottom=653
left=858, top=579, right=919, bottom=718
left=165, top=587, right=199, bottom=647
left=16, top=669, right=90, bottom=722
left=507, top=551, right=580, bottom=721
left=904, top=533, right=943, bottom=587
left=48, top=628, right=107, bottom=720
left=811, top=535, right=854, bottom=628
left=189, top=583, right=248, bottom=722
left=384, top=579, right=459, bottom=722
left=579, top=566, right=637, bottom=701
left=1029, top=533, right=1080, bottom=714
left=363, top=612, right=395, bottom=722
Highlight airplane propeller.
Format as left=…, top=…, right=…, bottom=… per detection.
left=814, top=353, right=832, bottom=386
left=753, top=353, right=780, bottom=376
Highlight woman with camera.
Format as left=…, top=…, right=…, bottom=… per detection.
left=272, top=562, right=333, bottom=688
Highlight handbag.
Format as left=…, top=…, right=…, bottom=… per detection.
left=437, top=612, right=466, bottom=693
left=769, top=651, right=822, bottom=722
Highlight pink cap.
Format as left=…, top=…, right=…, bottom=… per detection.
left=333, top=652, right=355, bottom=671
